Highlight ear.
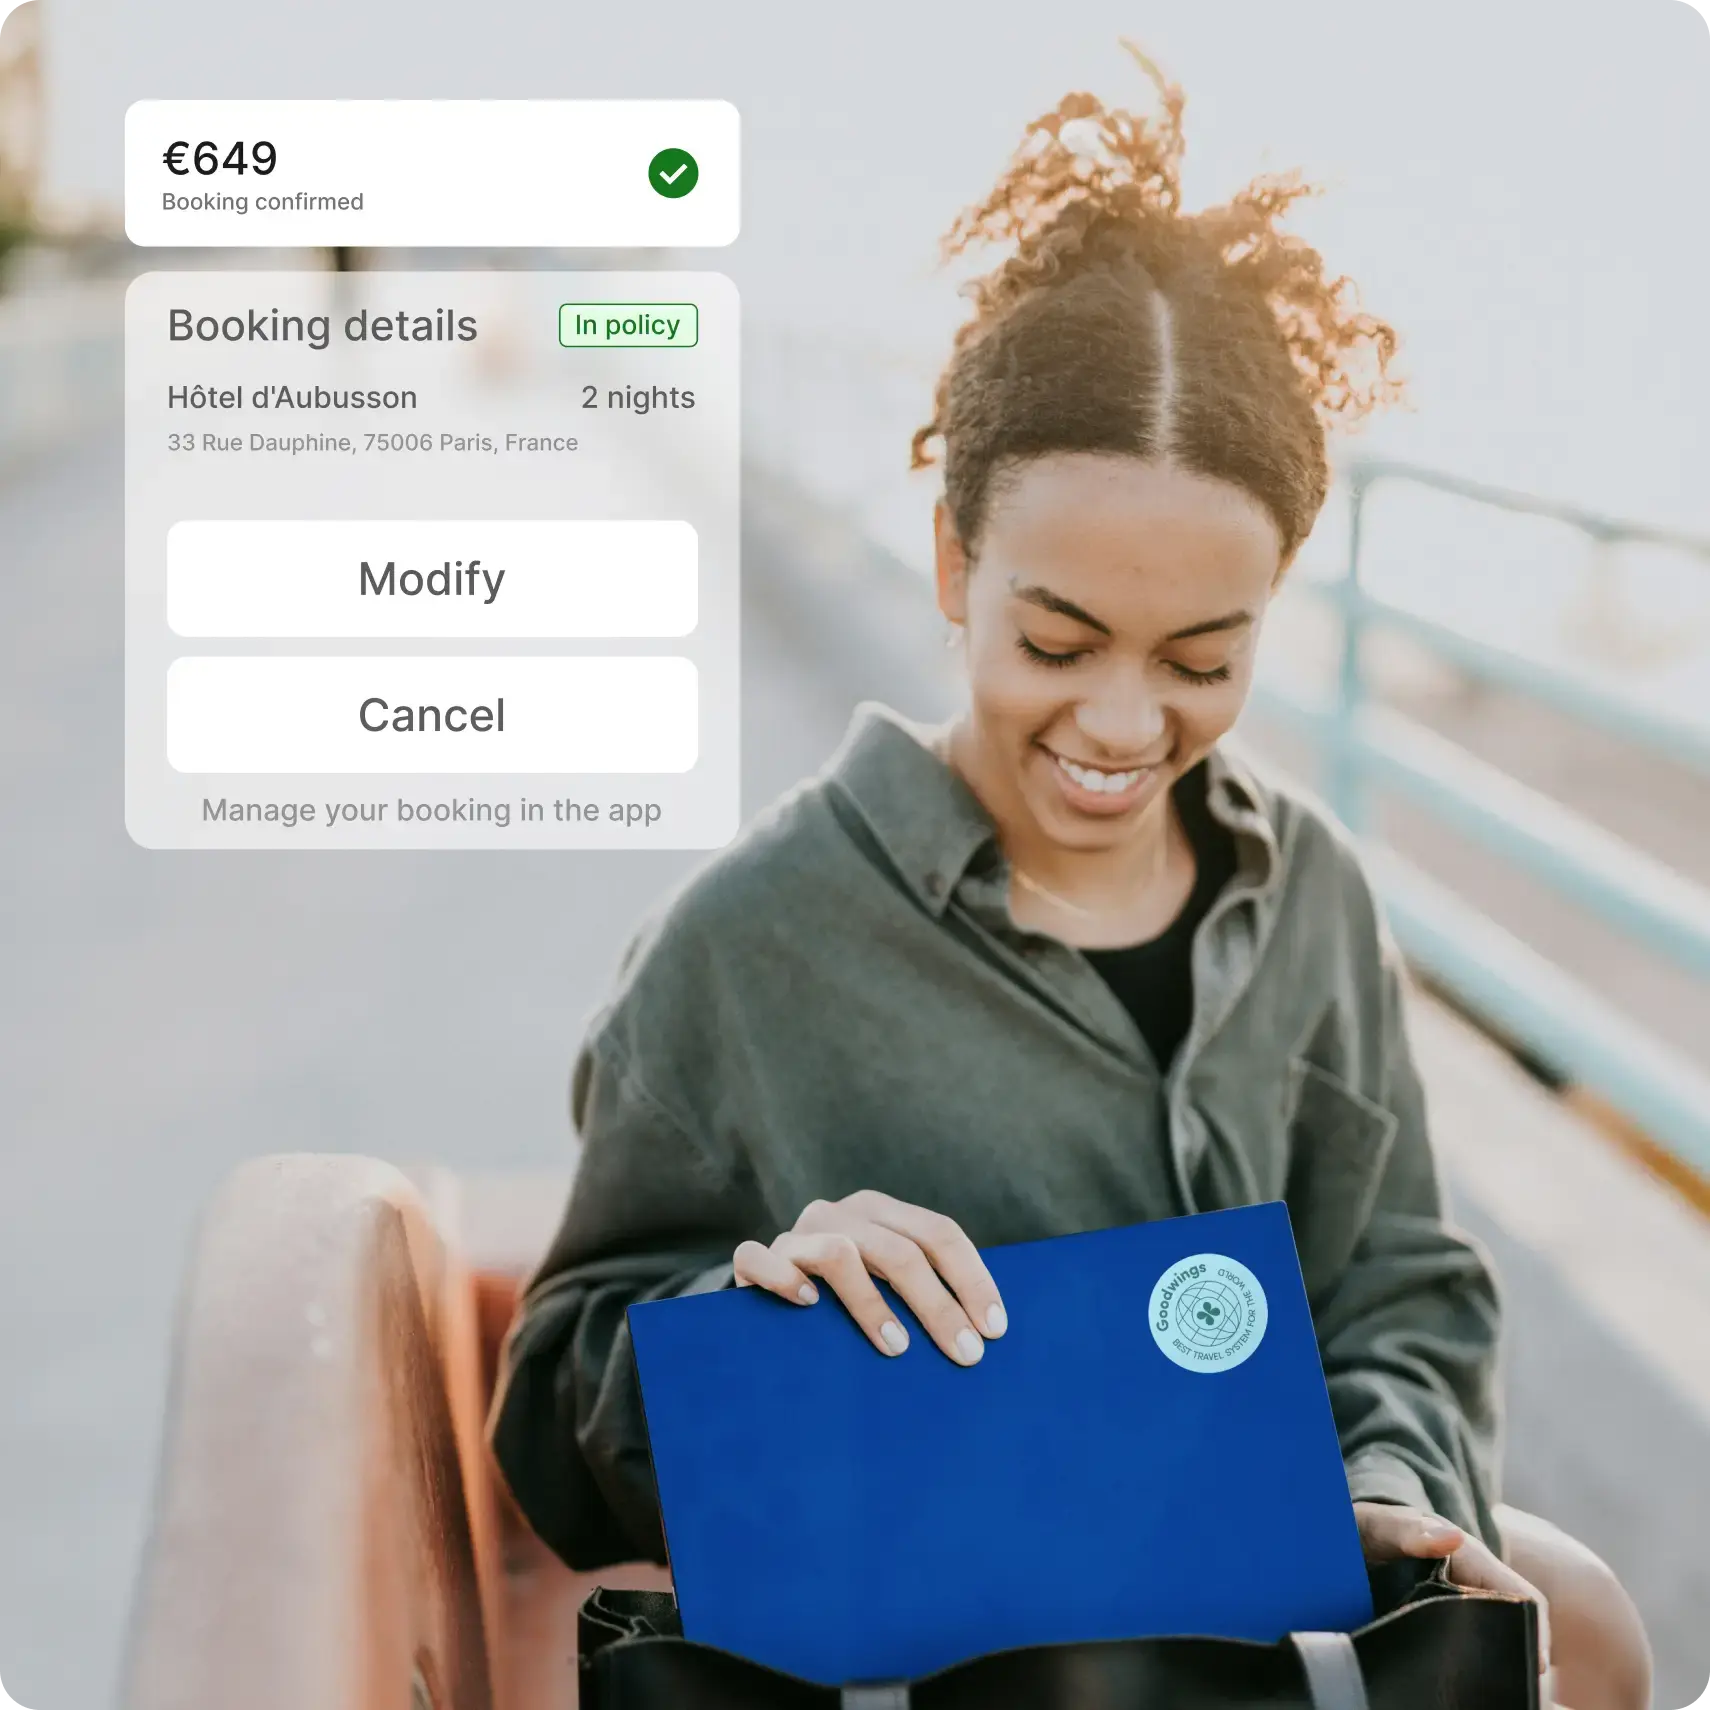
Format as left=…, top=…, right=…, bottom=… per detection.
left=934, top=501, right=970, bottom=626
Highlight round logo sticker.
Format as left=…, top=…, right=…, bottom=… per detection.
left=1148, top=1253, right=1269, bottom=1373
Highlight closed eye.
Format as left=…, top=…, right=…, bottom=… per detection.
left=1017, top=635, right=1089, bottom=669
left=1167, top=661, right=1233, bottom=685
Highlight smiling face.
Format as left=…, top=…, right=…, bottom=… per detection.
left=936, top=453, right=1285, bottom=855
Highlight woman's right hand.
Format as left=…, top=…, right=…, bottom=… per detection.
left=733, top=1190, right=1007, bottom=1367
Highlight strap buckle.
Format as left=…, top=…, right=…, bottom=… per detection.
left=841, top=1685, right=910, bottom=1710
left=1290, top=1631, right=1369, bottom=1710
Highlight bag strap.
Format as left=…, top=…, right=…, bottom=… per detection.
left=841, top=1686, right=910, bottom=1709
left=1290, top=1632, right=1369, bottom=1710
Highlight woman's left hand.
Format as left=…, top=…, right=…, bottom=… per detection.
left=1352, top=1501, right=1549, bottom=1674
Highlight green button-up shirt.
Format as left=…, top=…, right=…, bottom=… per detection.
left=491, top=704, right=1503, bottom=1569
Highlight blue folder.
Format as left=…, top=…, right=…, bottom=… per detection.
left=626, top=1201, right=1372, bottom=1685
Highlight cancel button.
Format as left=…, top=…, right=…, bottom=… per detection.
left=359, top=696, right=506, bottom=734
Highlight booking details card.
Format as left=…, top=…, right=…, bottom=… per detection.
left=124, top=270, right=739, bottom=849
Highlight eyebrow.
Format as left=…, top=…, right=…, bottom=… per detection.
left=1166, top=610, right=1256, bottom=641
left=1011, top=581, right=1255, bottom=642
left=1012, top=582, right=1111, bottom=634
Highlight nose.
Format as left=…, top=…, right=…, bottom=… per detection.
left=1072, top=664, right=1167, bottom=755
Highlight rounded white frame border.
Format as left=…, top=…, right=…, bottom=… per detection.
left=1148, top=1252, right=1269, bottom=1374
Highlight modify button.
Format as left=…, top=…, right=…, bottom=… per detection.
left=167, top=520, right=698, bottom=639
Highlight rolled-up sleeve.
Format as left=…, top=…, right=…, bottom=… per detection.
left=488, top=1031, right=761, bottom=1567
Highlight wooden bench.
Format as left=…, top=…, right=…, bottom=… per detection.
left=124, top=1156, right=668, bottom=1710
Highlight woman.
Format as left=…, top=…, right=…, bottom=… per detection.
left=492, top=61, right=1651, bottom=1710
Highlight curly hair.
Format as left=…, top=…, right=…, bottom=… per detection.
left=912, top=46, right=1402, bottom=562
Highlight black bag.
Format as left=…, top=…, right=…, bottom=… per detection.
left=577, top=1561, right=1539, bottom=1710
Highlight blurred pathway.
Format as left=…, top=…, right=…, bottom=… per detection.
left=0, top=433, right=858, bottom=1710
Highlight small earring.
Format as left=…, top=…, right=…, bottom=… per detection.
left=943, top=622, right=963, bottom=650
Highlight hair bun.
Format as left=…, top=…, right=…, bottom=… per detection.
left=931, top=43, right=1400, bottom=434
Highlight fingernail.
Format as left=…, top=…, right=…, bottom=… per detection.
left=797, top=1283, right=819, bottom=1305
left=955, top=1328, right=985, bottom=1364
left=1422, top=1519, right=1461, bottom=1544
left=985, top=1303, right=1008, bottom=1337
left=880, top=1320, right=909, bottom=1354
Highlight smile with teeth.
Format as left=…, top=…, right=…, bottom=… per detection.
left=1051, top=753, right=1154, bottom=796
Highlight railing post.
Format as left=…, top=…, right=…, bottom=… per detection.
left=1331, top=470, right=1371, bottom=831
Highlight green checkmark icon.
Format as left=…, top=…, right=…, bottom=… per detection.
left=648, top=147, right=699, bottom=199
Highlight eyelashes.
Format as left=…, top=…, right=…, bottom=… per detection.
left=1014, top=634, right=1232, bottom=684
left=1016, top=635, right=1084, bottom=669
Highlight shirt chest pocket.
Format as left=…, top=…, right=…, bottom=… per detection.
left=1282, top=1057, right=1399, bottom=1305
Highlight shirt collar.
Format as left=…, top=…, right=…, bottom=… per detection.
left=1201, top=740, right=1281, bottom=888
left=825, top=702, right=1281, bottom=916
left=825, top=704, right=996, bottom=917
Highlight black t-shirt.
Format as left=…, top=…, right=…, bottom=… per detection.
left=1083, top=763, right=1238, bottom=1071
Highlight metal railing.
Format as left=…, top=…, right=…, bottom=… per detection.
left=1252, top=459, right=1710, bottom=1174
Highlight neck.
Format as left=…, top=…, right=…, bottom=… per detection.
left=946, top=717, right=1182, bottom=912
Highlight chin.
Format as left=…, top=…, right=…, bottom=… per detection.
left=1035, top=811, right=1136, bottom=853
